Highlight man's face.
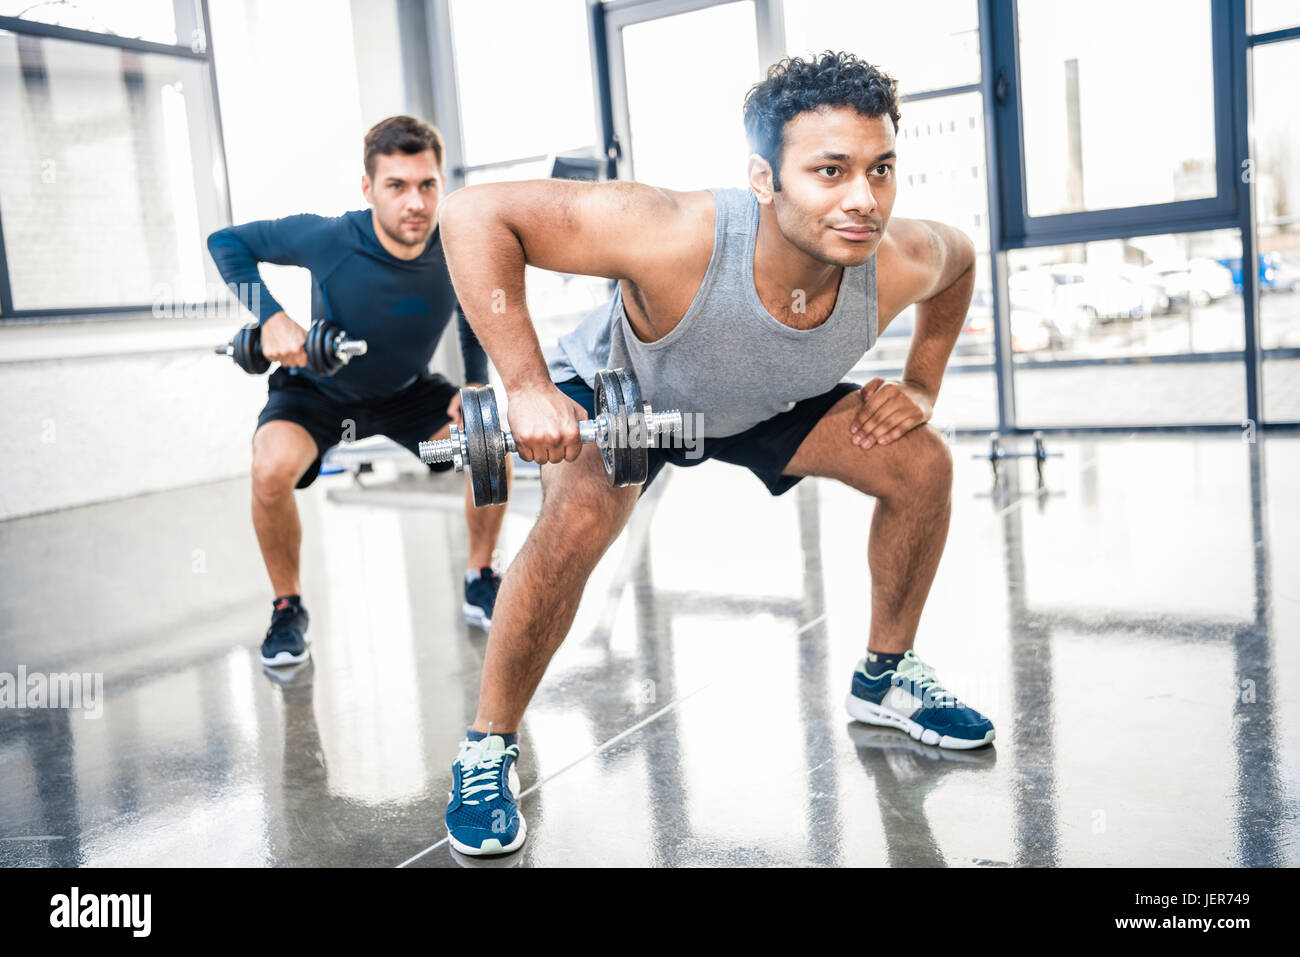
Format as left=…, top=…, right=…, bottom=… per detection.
left=756, top=106, right=897, bottom=267
left=362, top=150, right=442, bottom=248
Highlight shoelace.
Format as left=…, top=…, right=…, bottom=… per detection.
left=456, top=735, right=519, bottom=805
left=895, top=651, right=961, bottom=707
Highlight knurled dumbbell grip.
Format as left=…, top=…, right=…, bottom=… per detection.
left=419, top=409, right=682, bottom=466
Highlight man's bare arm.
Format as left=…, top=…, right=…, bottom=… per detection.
left=436, top=179, right=689, bottom=392
left=849, top=219, right=975, bottom=449
left=899, top=219, right=977, bottom=405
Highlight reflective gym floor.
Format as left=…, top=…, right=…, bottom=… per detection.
left=1, top=432, right=1297, bottom=867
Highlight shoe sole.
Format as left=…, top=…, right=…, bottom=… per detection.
left=845, top=693, right=995, bottom=750
left=462, top=602, right=492, bottom=630
left=446, top=815, right=527, bottom=856
left=261, top=633, right=311, bottom=668
left=262, top=648, right=310, bottom=667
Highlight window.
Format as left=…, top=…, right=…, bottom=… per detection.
left=619, top=1, right=758, bottom=190
left=0, top=0, right=194, bottom=46
left=783, top=0, right=980, bottom=95
left=0, top=22, right=226, bottom=315
left=1016, top=0, right=1218, bottom=217
left=1250, top=0, right=1300, bottom=34
left=450, top=0, right=597, bottom=169
left=1008, top=230, right=1244, bottom=426
left=1251, top=39, right=1300, bottom=421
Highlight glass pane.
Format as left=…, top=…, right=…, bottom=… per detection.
left=783, top=0, right=979, bottom=96
left=451, top=0, right=596, bottom=167
left=1251, top=40, right=1300, bottom=421
left=1251, top=0, right=1300, bottom=33
left=1017, top=0, right=1217, bottom=216
left=0, top=0, right=198, bottom=48
left=1009, top=231, right=1245, bottom=426
left=0, top=31, right=226, bottom=311
left=621, top=1, right=758, bottom=191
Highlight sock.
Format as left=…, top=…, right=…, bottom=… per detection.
left=465, top=566, right=494, bottom=585
left=864, top=649, right=905, bottom=677
left=273, top=594, right=302, bottom=612
left=467, top=727, right=518, bottom=746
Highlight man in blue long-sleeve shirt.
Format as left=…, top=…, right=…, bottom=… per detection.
left=207, top=115, right=509, bottom=667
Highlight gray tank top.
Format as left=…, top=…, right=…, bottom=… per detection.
left=546, top=186, right=878, bottom=438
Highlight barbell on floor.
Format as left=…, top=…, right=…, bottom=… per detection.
left=973, top=431, right=1062, bottom=483
left=420, top=368, right=683, bottom=507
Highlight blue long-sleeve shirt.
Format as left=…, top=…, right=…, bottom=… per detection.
left=207, top=209, right=489, bottom=403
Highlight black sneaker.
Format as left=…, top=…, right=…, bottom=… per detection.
left=463, top=568, right=502, bottom=630
left=262, top=597, right=310, bottom=666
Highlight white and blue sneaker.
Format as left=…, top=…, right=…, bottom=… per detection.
left=845, top=649, right=995, bottom=750
left=445, top=732, right=526, bottom=855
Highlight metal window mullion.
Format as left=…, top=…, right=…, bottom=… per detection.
left=200, top=0, right=232, bottom=225
left=1248, top=24, right=1300, bottom=44
left=0, top=202, right=13, bottom=317
left=0, top=15, right=207, bottom=59
left=984, top=0, right=1018, bottom=431
left=427, top=0, right=468, bottom=192
left=1231, top=0, right=1263, bottom=425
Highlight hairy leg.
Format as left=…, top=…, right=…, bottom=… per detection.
left=471, top=443, right=640, bottom=733
left=784, top=392, right=954, bottom=653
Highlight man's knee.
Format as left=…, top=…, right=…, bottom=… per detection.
left=251, top=444, right=308, bottom=506
left=865, top=424, right=953, bottom=499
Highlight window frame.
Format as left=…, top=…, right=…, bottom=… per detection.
left=0, top=1, right=233, bottom=321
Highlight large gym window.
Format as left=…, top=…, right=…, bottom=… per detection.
left=0, top=1, right=229, bottom=319
left=1016, top=0, right=1218, bottom=218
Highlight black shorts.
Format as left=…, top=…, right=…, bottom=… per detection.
left=554, top=376, right=860, bottom=496
left=256, top=368, right=460, bottom=489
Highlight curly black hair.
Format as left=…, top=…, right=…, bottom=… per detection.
left=743, top=51, right=901, bottom=191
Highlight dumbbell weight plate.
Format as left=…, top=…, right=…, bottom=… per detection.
left=459, top=386, right=495, bottom=508
left=304, top=321, right=330, bottom=376
left=233, top=326, right=270, bottom=375
left=613, top=368, right=649, bottom=486
left=594, top=370, right=633, bottom=487
left=476, top=385, right=509, bottom=506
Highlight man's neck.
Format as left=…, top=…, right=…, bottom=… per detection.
left=370, top=209, right=430, bottom=261
left=753, top=205, right=841, bottom=313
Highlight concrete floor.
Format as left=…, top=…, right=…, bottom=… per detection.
left=1, top=432, right=1297, bottom=867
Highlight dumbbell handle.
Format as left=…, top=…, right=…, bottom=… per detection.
left=212, top=334, right=367, bottom=359
left=419, top=408, right=683, bottom=467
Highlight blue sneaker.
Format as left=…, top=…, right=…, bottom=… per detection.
left=463, top=567, right=502, bottom=629
left=261, top=597, right=310, bottom=667
left=445, top=734, right=526, bottom=855
left=845, top=649, right=995, bottom=750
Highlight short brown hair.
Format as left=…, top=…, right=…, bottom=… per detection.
left=363, top=115, right=445, bottom=178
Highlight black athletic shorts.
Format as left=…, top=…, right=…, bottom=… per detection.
left=256, top=368, right=460, bottom=489
left=554, top=376, right=861, bottom=496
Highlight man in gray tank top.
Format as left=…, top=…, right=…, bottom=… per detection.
left=437, top=52, right=996, bottom=856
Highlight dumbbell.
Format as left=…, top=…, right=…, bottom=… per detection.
left=974, top=431, right=1062, bottom=484
left=419, top=368, right=683, bottom=507
left=215, top=320, right=367, bottom=376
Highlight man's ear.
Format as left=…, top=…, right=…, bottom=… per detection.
left=748, top=155, right=775, bottom=205
left=361, top=174, right=374, bottom=205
